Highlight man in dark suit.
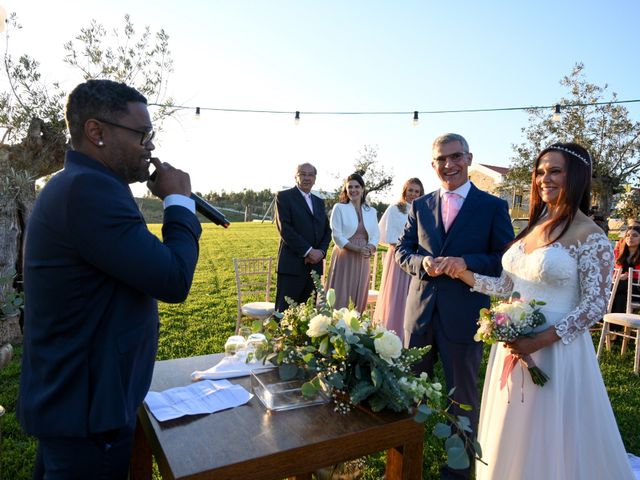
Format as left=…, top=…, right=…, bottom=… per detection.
left=18, top=79, right=201, bottom=479
left=396, top=133, right=513, bottom=479
left=275, top=163, right=331, bottom=311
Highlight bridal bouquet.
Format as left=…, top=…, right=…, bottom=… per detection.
left=475, top=293, right=549, bottom=387
left=254, top=273, right=481, bottom=470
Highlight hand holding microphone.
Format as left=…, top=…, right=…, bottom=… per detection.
left=147, top=157, right=230, bottom=228
left=147, top=157, right=191, bottom=198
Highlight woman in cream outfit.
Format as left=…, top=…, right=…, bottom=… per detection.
left=326, top=173, right=379, bottom=312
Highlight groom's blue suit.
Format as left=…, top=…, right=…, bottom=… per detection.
left=396, top=182, right=513, bottom=452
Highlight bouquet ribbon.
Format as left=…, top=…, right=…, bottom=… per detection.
left=500, top=352, right=549, bottom=402
left=499, top=353, right=520, bottom=390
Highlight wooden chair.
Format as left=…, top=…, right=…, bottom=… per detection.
left=232, top=257, right=275, bottom=333
left=366, top=250, right=386, bottom=314
left=597, top=268, right=640, bottom=374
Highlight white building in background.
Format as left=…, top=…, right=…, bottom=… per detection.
left=468, top=163, right=529, bottom=218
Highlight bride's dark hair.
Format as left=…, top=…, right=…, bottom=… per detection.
left=514, top=142, right=591, bottom=245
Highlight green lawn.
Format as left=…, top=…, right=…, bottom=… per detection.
left=1, top=222, right=638, bottom=479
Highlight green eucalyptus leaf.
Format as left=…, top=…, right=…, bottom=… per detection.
left=459, top=403, right=473, bottom=412
left=473, top=439, right=483, bottom=459
left=301, top=381, right=318, bottom=397
left=444, top=433, right=464, bottom=451
left=433, top=423, right=452, bottom=439
left=278, top=364, right=298, bottom=381
left=446, top=446, right=470, bottom=470
left=456, top=415, right=472, bottom=432
left=414, top=404, right=432, bottom=423
left=319, top=337, right=329, bottom=355
left=350, top=381, right=378, bottom=404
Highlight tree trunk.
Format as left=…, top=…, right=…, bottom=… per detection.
left=0, top=118, right=67, bottom=290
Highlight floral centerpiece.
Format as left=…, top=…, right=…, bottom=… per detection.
left=475, top=292, right=549, bottom=388
left=254, top=273, right=481, bottom=470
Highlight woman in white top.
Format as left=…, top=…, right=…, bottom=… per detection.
left=373, top=178, right=424, bottom=342
left=326, top=173, right=379, bottom=312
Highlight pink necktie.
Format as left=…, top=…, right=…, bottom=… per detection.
left=443, top=192, right=461, bottom=232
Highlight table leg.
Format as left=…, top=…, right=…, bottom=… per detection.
left=130, top=419, right=153, bottom=480
left=385, top=440, right=423, bottom=480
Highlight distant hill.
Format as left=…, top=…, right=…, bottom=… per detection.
left=134, top=197, right=247, bottom=224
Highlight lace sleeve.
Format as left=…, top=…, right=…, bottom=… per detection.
left=555, top=233, right=614, bottom=344
left=471, top=271, right=513, bottom=298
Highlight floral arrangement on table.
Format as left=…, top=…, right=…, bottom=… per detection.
left=254, top=273, right=481, bottom=470
left=475, top=292, right=549, bottom=387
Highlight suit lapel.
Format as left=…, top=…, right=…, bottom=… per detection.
left=311, top=195, right=324, bottom=220
left=425, top=193, right=445, bottom=254
left=294, top=188, right=314, bottom=216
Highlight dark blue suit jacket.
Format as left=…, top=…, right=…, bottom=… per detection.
left=396, top=183, right=514, bottom=344
left=18, top=151, right=201, bottom=437
left=275, top=187, right=331, bottom=277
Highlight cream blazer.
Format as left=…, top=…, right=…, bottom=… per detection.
left=330, top=202, right=380, bottom=249
left=378, top=204, right=409, bottom=246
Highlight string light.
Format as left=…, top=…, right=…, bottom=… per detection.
left=412, top=111, right=419, bottom=126
left=294, top=111, right=300, bottom=125
left=552, top=104, right=562, bottom=122
left=149, top=98, right=640, bottom=121
left=195, top=106, right=201, bottom=119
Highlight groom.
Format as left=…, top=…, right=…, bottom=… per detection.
left=396, top=133, right=513, bottom=479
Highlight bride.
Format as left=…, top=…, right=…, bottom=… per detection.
left=443, top=142, right=633, bottom=479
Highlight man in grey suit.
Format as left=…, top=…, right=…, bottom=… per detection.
left=275, top=163, right=331, bottom=312
left=396, top=133, right=514, bottom=479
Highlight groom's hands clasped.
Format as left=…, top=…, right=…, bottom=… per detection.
left=426, top=256, right=467, bottom=278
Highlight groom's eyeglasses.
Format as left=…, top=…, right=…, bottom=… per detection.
left=433, top=152, right=468, bottom=164
left=96, top=118, right=155, bottom=145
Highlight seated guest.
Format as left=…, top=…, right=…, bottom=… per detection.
left=614, top=218, right=640, bottom=258
left=373, top=177, right=424, bottom=342
left=612, top=225, right=640, bottom=313
left=325, top=173, right=379, bottom=312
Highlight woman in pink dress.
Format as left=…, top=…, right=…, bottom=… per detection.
left=326, top=173, right=379, bottom=312
left=373, top=178, right=424, bottom=342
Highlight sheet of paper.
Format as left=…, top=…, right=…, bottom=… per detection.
left=145, top=379, right=252, bottom=422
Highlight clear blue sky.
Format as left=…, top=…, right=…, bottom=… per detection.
left=3, top=0, right=639, bottom=201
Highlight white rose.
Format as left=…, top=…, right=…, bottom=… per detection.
left=306, top=314, right=332, bottom=337
left=374, top=330, right=403, bottom=363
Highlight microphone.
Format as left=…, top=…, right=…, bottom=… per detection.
left=191, top=193, right=230, bottom=228
left=148, top=167, right=230, bottom=228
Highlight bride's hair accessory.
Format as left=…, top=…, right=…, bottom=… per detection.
left=547, top=145, right=591, bottom=168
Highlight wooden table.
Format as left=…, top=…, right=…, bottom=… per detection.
left=130, top=353, right=423, bottom=480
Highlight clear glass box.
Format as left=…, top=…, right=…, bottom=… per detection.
left=251, top=369, right=329, bottom=411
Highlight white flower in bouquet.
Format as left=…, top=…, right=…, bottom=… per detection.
left=306, top=314, right=332, bottom=337
left=493, top=300, right=533, bottom=326
left=374, top=330, right=403, bottom=363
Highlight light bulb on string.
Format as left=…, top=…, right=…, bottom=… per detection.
left=412, top=111, right=419, bottom=126
left=294, top=111, right=300, bottom=125
left=195, top=107, right=201, bottom=119
left=552, top=104, right=562, bottom=122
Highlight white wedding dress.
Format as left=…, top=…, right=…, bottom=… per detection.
left=472, top=231, right=634, bottom=480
